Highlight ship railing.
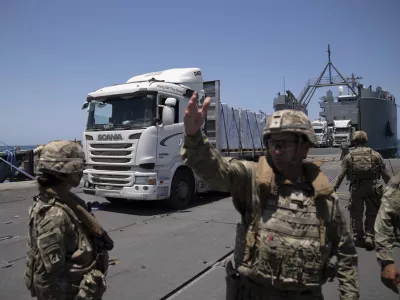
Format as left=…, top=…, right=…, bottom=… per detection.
left=0, top=156, right=35, bottom=180
left=298, top=75, right=355, bottom=99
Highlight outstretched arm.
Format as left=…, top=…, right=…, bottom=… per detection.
left=333, top=157, right=348, bottom=191
left=180, top=92, right=256, bottom=216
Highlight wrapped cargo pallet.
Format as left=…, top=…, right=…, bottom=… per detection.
left=255, top=112, right=265, bottom=147
left=219, top=103, right=241, bottom=151
left=239, top=109, right=254, bottom=150
left=246, top=111, right=263, bottom=149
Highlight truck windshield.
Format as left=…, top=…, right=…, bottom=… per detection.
left=86, top=92, right=157, bottom=131
left=314, top=128, right=323, bottom=134
left=334, top=128, right=350, bottom=134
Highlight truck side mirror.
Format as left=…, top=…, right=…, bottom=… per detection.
left=162, top=106, right=174, bottom=125
left=82, top=102, right=89, bottom=110
left=165, top=97, right=177, bottom=107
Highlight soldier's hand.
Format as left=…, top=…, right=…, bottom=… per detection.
left=381, top=264, right=400, bottom=294
left=184, top=92, right=211, bottom=136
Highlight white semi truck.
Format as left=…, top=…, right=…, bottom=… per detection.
left=81, top=68, right=267, bottom=209
left=311, top=120, right=328, bottom=147
left=332, top=119, right=354, bottom=146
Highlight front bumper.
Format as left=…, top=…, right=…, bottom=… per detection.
left=82, top=171, right=170, bottom=201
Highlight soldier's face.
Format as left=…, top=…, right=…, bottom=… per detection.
left=268, top=133, right=309, bottom=171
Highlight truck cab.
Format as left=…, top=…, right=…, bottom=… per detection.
left=311, top=120, right=328, bottom=147
left=81, top=68, right=207, bottom=209
left=332, top=119, right=354, bottom=147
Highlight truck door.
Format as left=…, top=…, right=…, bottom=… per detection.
left=156, top=94, right=183, bottom=166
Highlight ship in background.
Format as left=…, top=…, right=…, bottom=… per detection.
left=273, top=45, right=398, bottom=158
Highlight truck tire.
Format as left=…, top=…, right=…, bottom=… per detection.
left=167, top=168, right=195, bottom=210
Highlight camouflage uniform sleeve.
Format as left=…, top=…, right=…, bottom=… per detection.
left=333, top=156, right=349, bottom=190
left=180, top=130, right=255, bottom=215
left=374, top=152, right=391, bottom=184
left=331, top=194, right=360, bottom=300
left=374, top=185, right=400, bottom=265
left=35, top=206, right=71, bottom=299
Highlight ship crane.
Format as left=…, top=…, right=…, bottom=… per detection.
left=296, top=44, right=359, bottom=110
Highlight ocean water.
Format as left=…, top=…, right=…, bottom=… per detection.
left=0, top=145, right=37, bottom=152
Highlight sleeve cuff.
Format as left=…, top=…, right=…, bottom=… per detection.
left=183, top=130, right=205, bottom=149
left=380, top=260, right=395, bottom=269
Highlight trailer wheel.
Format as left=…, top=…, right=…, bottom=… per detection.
left=167, top=168, right=195, bottom=210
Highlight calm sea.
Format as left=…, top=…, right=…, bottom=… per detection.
left=0, top=145, right=37, bottom=152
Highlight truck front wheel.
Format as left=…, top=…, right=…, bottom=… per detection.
left=167, top=169, right=195, bottom=210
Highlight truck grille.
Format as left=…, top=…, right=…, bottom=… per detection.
left=91, top=158, right=131, bottom=163
left=89, top=173, right=133, bottom=187
left=88, top=142, right=134, bottom=170
left=93, top=165, right=131, bottom=171
left=91, top=150, right=131, bottom=156
left=90, top=143, right=132, bottom=149
left=87, top=143, right=135, bottom=187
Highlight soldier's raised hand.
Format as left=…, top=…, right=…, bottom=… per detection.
left=184, top=92, right=211, bottom=136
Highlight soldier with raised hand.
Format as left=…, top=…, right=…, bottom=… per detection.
left=181, top=92, right=359, bottom=300
left=24, top=140, right=114, bottom=300
left=333, top=130, right=390, bottom=250
left=374, top=170, right=400, bottom=294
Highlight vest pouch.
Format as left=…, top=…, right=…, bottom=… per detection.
left=256, top=231, right=284, bottom=281
left=74, top=269, right=107, bottom=300
left=351, top=151, right=376, bottom=181
left=233, top=223, right=246, bottom=267
left=280, top=248, right=302, bottom=283
left=300, top=246, right=325, bottom=285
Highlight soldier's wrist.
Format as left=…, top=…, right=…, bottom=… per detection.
left=380, top=260, right=395, bottom=270
left=183, top=129, right=205, bottom=148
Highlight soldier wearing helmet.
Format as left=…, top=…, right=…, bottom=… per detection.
left=24, top=140, right=113, bottom=300
left=181, top=92, right=359, bottom=300
left=333, top=130, right=390, bottom=250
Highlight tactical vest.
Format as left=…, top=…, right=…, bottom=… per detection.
left=24, top=194, right=109, bottom=297
left=233, top=156, right=336, bottom=291
left=348, top=147, right=378, bottom=181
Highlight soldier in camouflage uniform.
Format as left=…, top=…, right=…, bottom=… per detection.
left=333, top=131, right=390, bottom=250
left=24, top=140, right=114, bottom=300
left=181, top=92, right=359, bottom=300
left=374, top=170, right=400, bottom=294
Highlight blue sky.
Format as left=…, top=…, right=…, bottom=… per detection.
left=1, top=0, right=399, bottom=146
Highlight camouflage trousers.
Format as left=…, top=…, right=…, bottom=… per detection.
left=225, top=262, right=323, bottom=300
left=350, top=182, right=382, bottom=240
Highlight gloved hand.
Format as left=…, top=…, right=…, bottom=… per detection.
left=381, top=264, right=400, bottom=294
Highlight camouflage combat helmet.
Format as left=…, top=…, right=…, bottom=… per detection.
left=263, top=109, right=317, bottom=146
left=352, top=130, right=368, bottom=144
left=36, top=140, right=85, bottom=178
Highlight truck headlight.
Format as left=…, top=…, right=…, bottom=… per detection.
left=135, top=176, right=156, bottom=185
